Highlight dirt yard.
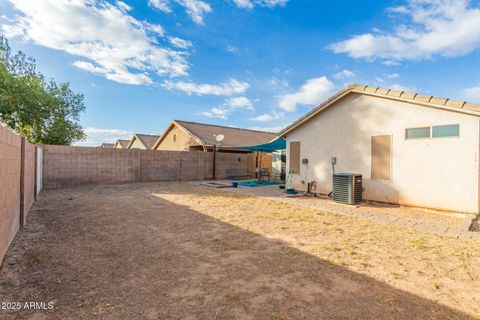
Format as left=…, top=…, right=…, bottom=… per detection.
left=1, top=182, right=479, bottom=319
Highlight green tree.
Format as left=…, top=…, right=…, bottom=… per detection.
left=0, top=35, right=85, bottom=145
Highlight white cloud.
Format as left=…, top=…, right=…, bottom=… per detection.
left=232, top=0, right=288, bottom=9
left=150, top=0, right=287, bottom=24
left=387, top=5, right=409, bottom=14
left=201, top=96, right=254, bottom=119
left=73, top=61, right=108, bottom=74
left=390, top=83, right=416, bottom=92
left=386, top=73, right=400, bottom=79
left=251, top=111, right=284, bottom=122
left=463, top=86, right=480, bottom=101
left=180, top=0, right=212, bottom=25
left=75, top=127, right=133, bottom=147
left=226, top=45, right=239, bottom=54
left=168, top=36, right=192, bottom=49
left=383, top=60, right=401, bottom=66
left=225, top=96, right=253, bottom=110
left=248, top=123, right=288, bottom=133
left=2, top=0, right=189, bottom=85
left=163, top=78, right=249, bottom=96
left=330, top=0, right=480, bottom=62
left=116, top=1, right=132, bottom=11
left=333, top=69, right=356, bottom=79
left=201, top=107, right=230, bottom=120
left=148, top=0, right=211, bottom=25
left=278, top=76, right=335, bottom=112
left=148, top=0, right=171, bottom=12
left=268, top=77, right=290, bottom=90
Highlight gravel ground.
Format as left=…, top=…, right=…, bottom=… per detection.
left=0, top=182, right=479, bottom=319
left=218, top=182, right=479, bottom=241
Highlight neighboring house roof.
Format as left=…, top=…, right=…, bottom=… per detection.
left=280, top=84, right=480, bottom=136
left=114, top=139, right=130, bottom=149
left=100, top=143, right=114, bottom=148
left=153, top=120, right=278, bottom=149
left=127, top=134, right=161, bottom=150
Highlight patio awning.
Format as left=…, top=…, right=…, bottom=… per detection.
left=222, top=137, right=286, bottom=152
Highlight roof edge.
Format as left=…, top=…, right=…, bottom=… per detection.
left=126, top=134, right=139, bottom=149
left=175, top=119, right=276, bottom=135
left=280, top=84, right=480, bottom=137
left=152, top=120, right=206, bottom=150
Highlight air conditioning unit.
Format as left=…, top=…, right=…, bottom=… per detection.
left=332, top=173, right=362, bottom=205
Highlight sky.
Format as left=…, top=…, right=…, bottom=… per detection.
left=2, top=0, right=480, bottom=146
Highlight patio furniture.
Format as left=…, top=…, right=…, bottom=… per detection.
left=256, top=168, right=270, bottom=182
left=225, top=168, right=251, bottom=180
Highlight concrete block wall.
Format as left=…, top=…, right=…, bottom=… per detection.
left=140, top=150, right=202, bottom=181
left=212, top=153, right=255, bottom=179
left=42, top=146, right=273, bottom=188
left=0, top=126, right=38, bottom=264
left=21, top=141, right=36, bottom=226
left=42, top=146, right=134, bottom=188
left=0, top=126, right=21, bottom=264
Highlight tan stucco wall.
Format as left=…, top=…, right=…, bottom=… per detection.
left=129, top=138, right=146, bottom=150
left=156, top=126, right=199, bottom=151
left=285, top=93, right=480, bottom=213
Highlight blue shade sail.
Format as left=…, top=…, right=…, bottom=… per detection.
left=222, top=138, right=286, bottom=152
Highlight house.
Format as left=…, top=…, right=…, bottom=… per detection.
left=280, top=84, right=480, bottom=214
left=100, top=143, right=114, bottom=148
left=113, top=139, right=130, bottom=149
left=127, top=134, right=160, bottom=150
left=153, top=120, right=278, bottom=153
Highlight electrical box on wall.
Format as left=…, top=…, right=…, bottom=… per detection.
left=330, top=157, right=337, bottom=165
left=302, top=158, right=308, bottom=165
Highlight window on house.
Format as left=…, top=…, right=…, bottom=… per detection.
left=405, top=127, right=430, bottom=139
left=432, top=124, right=460, bottom=138
left=371, top=135, right=392, bottom=180
left=173, top=134, right=177, bottom=142
left=289, top=141, right=300, bottom=174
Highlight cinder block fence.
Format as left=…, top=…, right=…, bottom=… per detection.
left=42, top=145, right=269, bottom=189
left=0, top=131, right=272, bottom=264
left=0, top=126, right=41, bottom=264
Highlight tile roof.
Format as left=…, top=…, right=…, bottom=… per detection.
left=134, top=134, right=161, bottom=150
left=281, top=84, right=480, bottom=136
left=351, top=84, right=480, bottom=112
left=173, top=120, right=278, bottom=147
left=115, top=139, right=130, bottom=148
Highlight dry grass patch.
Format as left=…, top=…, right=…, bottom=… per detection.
left=1, top=182, right=478, bottom=319
left=154, top=183, right=480, bottom=318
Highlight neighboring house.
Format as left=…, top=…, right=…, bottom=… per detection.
left=280, top=84, right=480, bottom=214
left=153, top=120, right=278, bottom=152
left=113, top=139, right=130, bottom=149
left=127, top=134, right=160, bottom=150
left=100, top=143, right=114, bottom=148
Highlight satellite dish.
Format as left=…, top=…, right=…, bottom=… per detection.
left=214, top=134, right=224, bottom=142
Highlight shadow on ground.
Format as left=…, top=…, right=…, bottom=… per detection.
left=0, top=182, right=473, bottom=319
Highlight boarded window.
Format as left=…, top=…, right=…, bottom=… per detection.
left=432, top=124, right=459, bottom=138
left=405, top=127, right=430, bottom=139
left=289, top=141, right=300, bottom=174
left=371, top=135, right=391, bottom=180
